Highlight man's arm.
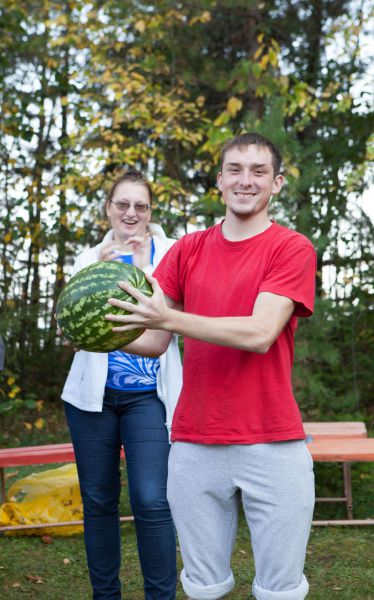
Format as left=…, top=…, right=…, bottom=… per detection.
left=106, top=276, right=294, bottom=354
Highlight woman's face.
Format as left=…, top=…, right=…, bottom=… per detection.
left=106, top=181, right=151, bottom=240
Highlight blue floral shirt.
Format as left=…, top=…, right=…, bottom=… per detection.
left=106, top=242, right=160, bottom=391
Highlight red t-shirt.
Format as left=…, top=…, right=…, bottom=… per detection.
left=154, top=222, right=316, bottom=444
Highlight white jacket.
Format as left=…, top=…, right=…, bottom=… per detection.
left=61, top=224, right=183, bottom=434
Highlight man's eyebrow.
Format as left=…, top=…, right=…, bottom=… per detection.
left=224, top=162, right=269, bottom=168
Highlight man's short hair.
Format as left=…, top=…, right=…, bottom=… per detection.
left=220, top=132, right=283, bottom=176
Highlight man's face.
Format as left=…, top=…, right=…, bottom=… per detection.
left=217, top=144, right=284, bottom=219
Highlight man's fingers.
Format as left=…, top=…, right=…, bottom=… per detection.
left=105, top=312, right=140, bottom=323
left=107, top=298, right=138, bottom=312
left=144, top=273, right=161, bottom=292
left=112, top=324, right=141, bottom=332
left=117, top=280, right=148, bottom=302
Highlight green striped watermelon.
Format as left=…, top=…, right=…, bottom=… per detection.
left=56, top=261, right=153, bottom=352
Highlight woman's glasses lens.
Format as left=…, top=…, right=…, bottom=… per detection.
left=112, top=201, right=149, bottom=213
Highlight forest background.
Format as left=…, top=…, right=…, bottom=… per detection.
left=0, top=0, right=373, bottom=435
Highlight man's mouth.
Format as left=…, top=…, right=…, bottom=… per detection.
left=234, top=192, right=256, bottom=199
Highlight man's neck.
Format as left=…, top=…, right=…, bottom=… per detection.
left=221, top=212, right=272, bottom=242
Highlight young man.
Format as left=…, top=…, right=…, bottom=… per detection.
left=107, top=133, right=316, bottom=600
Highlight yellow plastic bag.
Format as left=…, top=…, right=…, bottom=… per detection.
left=0, top=463, right=83, bottom=536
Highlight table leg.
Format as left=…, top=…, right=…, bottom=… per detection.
left=343, top=462, right=353, bottom=520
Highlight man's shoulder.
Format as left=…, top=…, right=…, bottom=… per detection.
left=178, top=224, right=218, bottom=248
left=271, top=222, right=314, bottom=251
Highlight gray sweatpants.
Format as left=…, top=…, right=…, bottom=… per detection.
left=167, top=441, right=315, bottom=600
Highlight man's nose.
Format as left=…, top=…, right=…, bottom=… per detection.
left=239, top=170, right=253, bottom=185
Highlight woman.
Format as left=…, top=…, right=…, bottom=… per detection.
left=61, top=169, right=182, bottom=600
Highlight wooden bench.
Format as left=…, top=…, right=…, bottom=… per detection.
left=0, top=443, right=130, bottom=533
left=1, top=423, right=372, bottom=530
left=308, top=437, right=374, bottom=526
left=303, top=421, right=367, bottom=439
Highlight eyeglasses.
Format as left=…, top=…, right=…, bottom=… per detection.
left=110, top=200, right=150, bottom=214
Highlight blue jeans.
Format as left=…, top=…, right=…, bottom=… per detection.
left=64, top=388, right=177, bottom=600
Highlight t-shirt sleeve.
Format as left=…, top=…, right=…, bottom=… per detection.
left=153, top=238, right=185, bottom=304
left=259, top=240, right=317, bottom=317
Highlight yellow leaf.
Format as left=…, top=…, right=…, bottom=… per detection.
left=61, top=96, right=68, bottom=106
left=7, top=377, right=16, bottom=386
left=36, top=400, right=44, bottom=412
left=134, top=20, right=146, bottom=33
left=24, top=422, right=33, bottom=430
left=213, top=111, right=230, bottom=127
left=259, top=54, right=269, bottom=70
left=102, top=70, right=112, bottom=83
left=226, top=97, right=243, bottom=116
left=288, top=166, right=300, bottom=179
left=4, top=232, right=12, bottom=243
left=253, top=45, right=264, bottom=61
left=8, top=386, right=21, bottom=398
left=268, top=47, right=278, bottom=67
left=190, top=11, right=211, bottom=25
left=34, top=418, right=45, bottom=430
left=257, top=33, right=265, bottom=44
left=200, top=10, right=211, bottom=23
left=76, top=228, right=85, bottom=239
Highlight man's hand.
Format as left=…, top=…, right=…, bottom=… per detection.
left=105, top=274, right=170, bottom=332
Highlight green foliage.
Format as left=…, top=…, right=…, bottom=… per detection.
left=295, top=296, right=374, bottom=417
left=0, top=369, right=40, bottom=419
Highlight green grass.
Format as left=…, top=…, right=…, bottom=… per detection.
left=1, top=403, right=373, bottom=599
left=1, top=519, right=374, bottom=599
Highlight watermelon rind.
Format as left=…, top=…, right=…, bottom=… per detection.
left=56, top=261, right=153, bottom=352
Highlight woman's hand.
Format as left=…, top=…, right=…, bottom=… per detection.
left=99, top=233, right=151, bottom=262
left=98, top=241, right=126, bottom=262
left=123, top=233, right=151, bottom=252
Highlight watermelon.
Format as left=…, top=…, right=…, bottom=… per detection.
left=56, top=261, right=153, bottom=352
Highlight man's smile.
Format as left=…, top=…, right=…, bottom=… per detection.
left=233, top=191, right=257, bottom=198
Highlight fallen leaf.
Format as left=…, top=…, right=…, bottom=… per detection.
left=26, top=574, right=43, bottom=584
left=41, top=535, right=53, bottom=544
left=34, top=417, right=45, bottom=430
left=5, top=470, right=19, bottom=480
left=63, top=558, right=71, bottom=565
left=12, top=582, right=21, bottom=588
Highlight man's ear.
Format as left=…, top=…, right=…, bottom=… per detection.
left=217, top=172, right=222, bottom=191
left=271, top=174, right=284, bottom=195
